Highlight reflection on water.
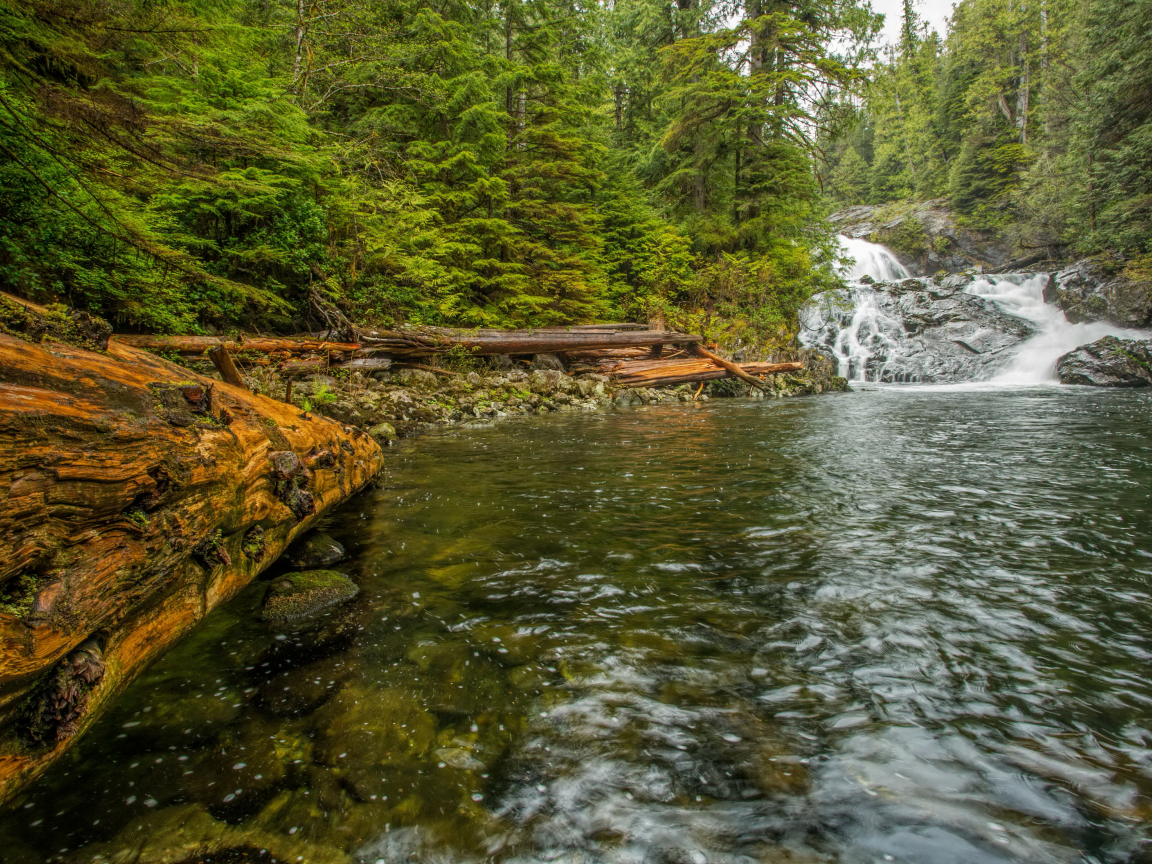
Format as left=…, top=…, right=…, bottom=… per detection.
left=3, top=390, right=1152, bottom=864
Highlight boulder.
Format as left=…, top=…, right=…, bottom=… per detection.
left=367, top=421, right=397, bottom=444
left=1049, top=259, right=1152, bottom=328
left=830, top=199, right=1015, bottom=275
left=1056, top=336, right=1152, bottom=387
left=260, top=571, right=359, bottom=623
left=288, top=531, right=346, bottom=568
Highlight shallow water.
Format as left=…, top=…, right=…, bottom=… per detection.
left=4, top=389, right=1152, bottom=864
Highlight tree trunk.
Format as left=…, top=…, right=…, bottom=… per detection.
left=0, top=325, right=383, bottom=806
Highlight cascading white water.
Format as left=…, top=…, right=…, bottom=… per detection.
left=800, top=236, right=915, bottom=381
left=838, top=235, right=910, bottom=282
left=801, top=235, right=1152, bottom=385
left=966, top=275, right=1145, bottom=384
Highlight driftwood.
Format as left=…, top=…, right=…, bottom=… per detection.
left=0, top=321, right=383, bottom=806
left=691, top=343, right=772, bottom=392
left=614, top=358, right=802, bottom=388
left=114, top=334, right=360, bottom=355
left=358, top=327, right=702, bottom=357
left=208, top=345, right=248, bottom=389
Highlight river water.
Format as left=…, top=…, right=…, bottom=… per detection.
left=3, top=388, right=1152, bottom=864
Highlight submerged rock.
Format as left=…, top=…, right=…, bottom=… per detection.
left=288, top=531, right=346, bottom=568
left=260, top=571, right=359, bottom=623
left=1057, top=335, right=1152, bottom=387
left=1049, top=258, right=1152, bottom=328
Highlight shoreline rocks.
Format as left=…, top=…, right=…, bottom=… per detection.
left=288, top=532, right=346, bottom=569
left=1057, top=336, right=1152, bottom=387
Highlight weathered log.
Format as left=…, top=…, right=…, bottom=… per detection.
left=358, top=326, right=702, bottom=357
left=691, top=343, right=771, bottom=392
left=0, top=325, right=383, bottom=806
left=114, top=334, right=360, bottom=355
left=207, top=345, right=248, bottom=389
left=615, top=359, right=802, bottom=388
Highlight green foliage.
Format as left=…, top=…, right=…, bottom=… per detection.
left=819, top=0, right=1152, bottom=255
left=0, top=0, right=882, bottom=343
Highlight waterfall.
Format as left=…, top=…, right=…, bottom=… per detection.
left=837, top=235, right=910, bottom=282
left=801, top=236, right=1148, bottom=385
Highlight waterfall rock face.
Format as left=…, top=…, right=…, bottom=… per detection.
left=804, top=273, right=1037, bottom=383
left=1056, top=336, right=1152, bottom=387
left=830, top=200, right=1015, bottom=276
left=1050, top=259, right=1152, bottom=329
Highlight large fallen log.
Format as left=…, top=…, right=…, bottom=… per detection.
left=113, top=334, right=360, bottom=355
left=691, top=343, right=772, bottom=392
left=614, top=358, right=803, bottom=388
left=358, top=326, right=702, bottom=357
left=0, top=304, right=383, bottom=807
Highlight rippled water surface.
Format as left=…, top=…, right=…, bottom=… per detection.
left=4, top=389, right=1152, bottom=864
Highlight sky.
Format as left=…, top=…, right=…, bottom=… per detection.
left=872, top=0, right=955, bottom=46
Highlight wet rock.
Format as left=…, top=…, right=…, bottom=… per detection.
left=62, top=802, right=350, bottom=864
left=830, top=199, right=1014, bottom=275
left=288, top=532, right=346, bottom=568
left=1057, top=335, right=1152, bottom=387
left=311, top=685, right=436, bottom=796
left=804, top=276, right=1036, bottom=383
left=531, top=353, right=566, bottom=371
left=260, top=571, right=359, bottom=624
left=1050, top=258, right=1152, bottom=328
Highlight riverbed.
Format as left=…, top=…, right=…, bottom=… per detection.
left=3, top=388, right=1152, bottom=864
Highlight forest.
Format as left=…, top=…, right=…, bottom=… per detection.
left=0, top=0, right=1149, bottom=340
left=822, top=0, right=1152, bottom=262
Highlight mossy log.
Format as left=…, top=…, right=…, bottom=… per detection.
left=0, top=327, right=384, bottom=806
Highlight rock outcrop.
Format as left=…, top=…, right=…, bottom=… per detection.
left=830, top=200, right=1016, bottom=275
left=1047, top=258, right=1152, bottom=329
left=1056, top=336, right=1152, bottom=387
left=803, top=273, right=1036, bottom=383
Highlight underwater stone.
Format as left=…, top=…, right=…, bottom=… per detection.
left=260, top=571, right=359, bottom=624
left=289, top=531, right=347, bottom=568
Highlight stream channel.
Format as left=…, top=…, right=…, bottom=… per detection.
left=3, top=383, right=1152, bottom=864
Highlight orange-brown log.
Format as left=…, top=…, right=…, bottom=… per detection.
left=691, top=343, right=772, bottom=391
left=0, top=326, right=383, bottom=807
left=615, top=359, right=802, bottom=388
left=207, top=345, right=248, bottom=389
left=114, top=334, right=360, bottom=355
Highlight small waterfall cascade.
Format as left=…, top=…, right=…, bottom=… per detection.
left=801, top=236, right=1149, bottom=385
left=800, top=236, right=919, bottom=382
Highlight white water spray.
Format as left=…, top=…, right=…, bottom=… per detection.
left=966, top=275, right=1145, bottom=384
left=801, top=235, right=1150, bottom=386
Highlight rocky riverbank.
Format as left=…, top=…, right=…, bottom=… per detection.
left=232, top=353, right=849, bottom=447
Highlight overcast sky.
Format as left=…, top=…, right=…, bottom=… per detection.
left=871, top=0, right=955, bottom=46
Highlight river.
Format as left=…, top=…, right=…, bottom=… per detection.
left=2, top=386, right=1152, bottom=864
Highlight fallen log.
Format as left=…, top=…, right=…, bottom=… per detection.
left=358, top=326, right=702, bottom=357
left=208, top=345, right=248, bottom=390
left=114, top=334, right=360, bottom=355
left=0, top=303, right=383, bottom=807
left=615, top=359, right=802, bottom=388
left=691, top=343, right=772, bottom=392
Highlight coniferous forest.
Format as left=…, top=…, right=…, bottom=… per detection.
left=1, top=0, right=1150, bottom=338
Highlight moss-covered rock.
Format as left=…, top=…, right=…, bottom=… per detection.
left=287, top=532, right=346, bottom=569
left=259, top=571, right=359, bottom=624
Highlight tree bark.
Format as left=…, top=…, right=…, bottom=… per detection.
left=0, top=328, right=383, bottom=806
left=690, top=343, right=776, bottom=391
left=615, top=357, right=801, bottom=388
left=208, top=345, right=248, bottom=389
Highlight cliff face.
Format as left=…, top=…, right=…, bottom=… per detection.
left=830, top=200, right=1016, bottom=275
left=0, top=299, right=383, bottom=806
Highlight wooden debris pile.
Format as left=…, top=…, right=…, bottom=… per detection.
left=115, top=323, right=804, bottom=389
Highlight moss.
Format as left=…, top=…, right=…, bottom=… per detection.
left=0, top=573, right=41, bottom=618
left=0, top=295, right=111, bottom=352
left=125, top=507, right=151, bottom=529
left=242, top=525, right=267, bottom=561
left=869, top=216, right=929, bottom=260
left=259, top=570, right=359, bottom=623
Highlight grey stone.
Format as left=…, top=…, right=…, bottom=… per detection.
left=1057, top=336, right=1152, bottom=387
left=1050, top=259, right=1152, bottom=328
left=289, top=531, right=347, bottom=568
left=260, top=570, right=359, bottom=623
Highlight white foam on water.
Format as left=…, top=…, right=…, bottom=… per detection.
left=838, top=235, right=909, bottom=282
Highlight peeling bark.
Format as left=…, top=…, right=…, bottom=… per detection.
left=0, top=326, right=383, bottom=806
